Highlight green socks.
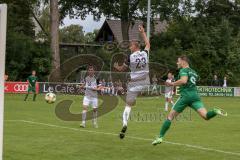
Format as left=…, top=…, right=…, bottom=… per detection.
left=158, top=110, right=217, bottom=138
left=24, top=94, right=29, bottom=101
left=24, top=93, right=37, bottom=101
left=33, top=94, right=37, bottom=101
left=159, top=119, right=172, bottom=138
left=206, top=110, right=217, bottom=120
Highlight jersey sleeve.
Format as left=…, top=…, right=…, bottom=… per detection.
left=179, top=69, right=188, bottom=77
left=143, top=49, right=149, bottom=54
left=96, top=79, right=100, bottom=85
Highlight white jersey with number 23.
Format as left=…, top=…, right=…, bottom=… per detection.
left=128, top=50, right=149, bottom=81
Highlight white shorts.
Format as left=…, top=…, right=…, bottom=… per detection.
left=126, top=77, right=150, bottom=103
left=165, top=92, right=173, bottom=98
left=83, top=96, right=98, bottom=108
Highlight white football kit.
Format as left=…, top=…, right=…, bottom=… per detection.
left=126, top=50, right=150, bottom=102
left=165, top=79, right=174, bottom=98
left=83, top=75, right=98, bottom=108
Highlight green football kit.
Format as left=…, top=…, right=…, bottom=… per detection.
left=27, top=75, right=38, bottom=93
left=24, top=75, right=38, bottom=101
left=151, top=67, right=227, bottom=145
left=173, top=67, right=204, bottom=113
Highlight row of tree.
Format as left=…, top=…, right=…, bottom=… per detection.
left=59, top=0, right=240, bottom=85
left=150, top=0, right=240, bottom=85
left=1, top=0, right=97, bottom=81
left=2, top=0, right=240, bottom=85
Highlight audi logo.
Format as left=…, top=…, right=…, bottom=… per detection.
left=14, top=84, right=28, bottom=92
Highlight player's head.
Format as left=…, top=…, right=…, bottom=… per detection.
left=32, top=70, right=36, bottom=76
left=129, top=40, right=140, bottom=52
left=87, top=65, right=95, bottom=76
left=177, top=55, right=189, bottom=68
left=167, top=72, right=172, bottom=79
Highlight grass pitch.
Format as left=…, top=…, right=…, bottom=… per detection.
left=3, top=94, right=240, bottom=160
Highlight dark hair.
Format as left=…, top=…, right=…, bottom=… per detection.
left=179, top=55, right=190, bottom=63
left=87, top=65, right=94, bottom=70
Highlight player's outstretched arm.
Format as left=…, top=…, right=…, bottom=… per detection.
left=76, top=82, right=85, bottom=89
left=139, top=25, right=150, bottom=51
left=167, top=76, right=188, bottom=86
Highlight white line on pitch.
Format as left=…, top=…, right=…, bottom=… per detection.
left=5, top=119, right=240, bottom=157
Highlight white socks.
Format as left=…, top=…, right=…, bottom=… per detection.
left=93, top=110, right=98, bottom=124
left=123, top=106, right=131, bottom=126
left=165, top=101, right=175, bottom=111
left=165, top=102, right=169, bottom=111
left=82, top=110, right=87, bottom=124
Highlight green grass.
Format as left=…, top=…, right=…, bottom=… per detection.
left=3, top=94, right=240, bottom=160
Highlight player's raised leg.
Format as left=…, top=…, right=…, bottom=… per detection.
left=197, top=106, right=227, bottom=120
left=190, top=100, right=227, bottom=120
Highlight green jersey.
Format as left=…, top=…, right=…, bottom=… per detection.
left=27, top=75, right=38, bottom=87
left=178, top=67, right=198, bottom=95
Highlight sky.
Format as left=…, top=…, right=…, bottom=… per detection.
left=62, top=14, right=105, bottom=33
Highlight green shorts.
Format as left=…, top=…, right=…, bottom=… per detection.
left=173, top=92, right=204, bottom=113
left=28, top=86, right=36, bottom=93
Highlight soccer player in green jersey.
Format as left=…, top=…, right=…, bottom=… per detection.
left=152, top=55, right=227, bottom=145
left=24, top=70, right=38, bottom=101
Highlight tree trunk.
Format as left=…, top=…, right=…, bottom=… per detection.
left=50, top=0, right=61, bottom=81
left=120, top=0, right=129, bottom=41
left=121, top=20, right=130, bottom=41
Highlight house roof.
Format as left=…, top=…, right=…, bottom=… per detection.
left=96, top=19, right=167, bottom=42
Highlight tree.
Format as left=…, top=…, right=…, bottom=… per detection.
left=85, top=29, right=98, bottom=43
left=0, top=0, right=36, bottom=37
left=0, top=0, right=51, bottom=81
left=50, top=0, right=61, bottom=81
left=151, top=0, right=240, bottom=85
left=35, top=5, right=50, bottom=41
left=60, top=24, right=85, bottom=43
left=59, top=0, right=150, bottom=41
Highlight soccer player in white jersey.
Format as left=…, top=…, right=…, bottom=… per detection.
left=114, top=25, right=150, bottom=139
left=164, top=72, right=174, bottom=111
left=80, top=66, right=101, bottom=128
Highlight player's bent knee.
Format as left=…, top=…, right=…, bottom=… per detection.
left=83, top=105, right=88, bottom=110
left=197, top=108, right=208, bottom=120
left=126, top=100, right=135, bottom=107
left=167, top=110, right=179, bottom=121
left=167, top=114, right=174, bottom=121
left=167, top=116, right=173, bottom=121
left=199, top=113, right=208, bottom=120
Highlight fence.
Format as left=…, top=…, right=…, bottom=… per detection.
left=4, top=81, right=240, bottom=97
